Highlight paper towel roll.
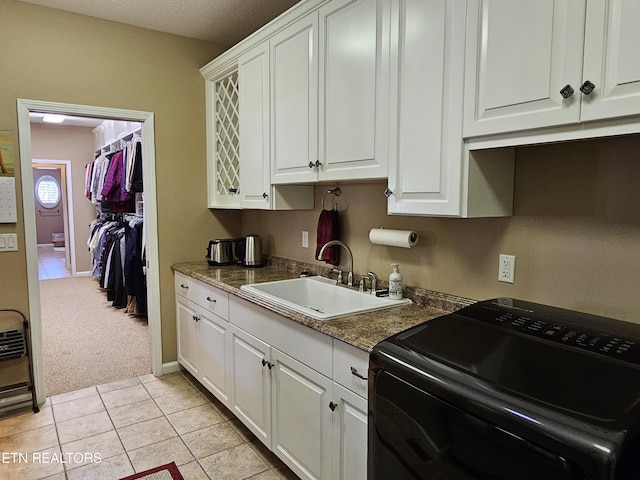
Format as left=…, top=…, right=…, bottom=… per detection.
left=368, top=228, right=418, bottom=248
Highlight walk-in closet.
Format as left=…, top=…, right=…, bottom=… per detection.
left=30, top=116, right=151, bottom=396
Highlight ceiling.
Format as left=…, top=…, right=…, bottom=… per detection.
left=17, top=0, right=302, bottom=47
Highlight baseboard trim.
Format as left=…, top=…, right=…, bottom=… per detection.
left=162, top=361, right=182, bottom=375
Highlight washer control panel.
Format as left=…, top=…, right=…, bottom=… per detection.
left=469, top=301, right=640, bottom=366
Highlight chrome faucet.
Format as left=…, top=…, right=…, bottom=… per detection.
left=364, top=271, right=378, bottom=295
left=317, top=240, right=354, bottom=286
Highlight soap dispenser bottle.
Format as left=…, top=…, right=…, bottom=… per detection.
left=389, top=263, right=403, bottom=300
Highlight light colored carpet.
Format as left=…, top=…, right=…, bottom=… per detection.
left=40, top=276, right=151, bottom=396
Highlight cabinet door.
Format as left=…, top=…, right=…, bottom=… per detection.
left=176, top=296, right=198, bottom=377
left=332, top=383, right=368, bottom=480
left=581, top=0, right=640, bottom=121
left=239, top=43, right=271, bottom=208
left=271, top=12, right=319, bottom=184
left=207, top=70, right=241, bottom=208
left=271, top=348, right=333, bottom=480
left=229, top=325, right=272, bottom=446
left=463, top=0, right=586, bottom=137
left=318, top=0, right=390, bottom=181
left=198, top=311, right=229, bottom=406
left=387, top=0, right=466, bottom=216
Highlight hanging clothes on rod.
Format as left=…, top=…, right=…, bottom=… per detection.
left=85, top=138, right=143, bottom=209
left=88, top=215, right=147, bottom=316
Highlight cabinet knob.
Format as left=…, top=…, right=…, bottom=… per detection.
left=261, top=359, right=273, bottom=369
left=350, top=366, right=368, bottom=380
left=560, top=84, right=574, bottom=99
left=384, top=188, right=393, bottom=198
left=180, top=284, right=189, bottom=289
left=262, top=192, right=268, bottom=199
left=192, top=314, right=199, bottom=322
left=329, top=401, right=338, bottom=411
left=206, top=296, right=217, bottom=303
left=308, top=161, right=315, bottom=169
left=580, top=80, right=595, bottom=95
left=314, top=160, right=322, bottom=168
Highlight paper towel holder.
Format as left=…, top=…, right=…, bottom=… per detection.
left=375, top=226, right=418, bottom=244
left=371, top=226, right=419, bottom=247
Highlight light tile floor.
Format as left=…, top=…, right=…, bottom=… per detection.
left=37, top=246, right=71, bottom=280
left=0, top=372, right=299, bottom=480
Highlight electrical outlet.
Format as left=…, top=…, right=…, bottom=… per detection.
left=498, top=254, right=515, bottom=283
left=302, top=231, right=309, bottom=249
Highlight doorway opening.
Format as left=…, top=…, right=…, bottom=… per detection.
left=32, top=161, right=72, bottom=280
left=17, top=99, right=163, bottom=404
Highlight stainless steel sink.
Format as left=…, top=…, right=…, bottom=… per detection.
left=240, top=276, right=411, bottom=320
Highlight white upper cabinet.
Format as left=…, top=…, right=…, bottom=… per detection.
left=581, top=0, right=640, bottom=122
left=317, top=0, right=390, bottom=182
left=271, top=0, right=390, bottom=184
left=270, top=12, right=320, bottom=184
left=464, top=0, right=586, bottom=137
left=238, top=43, right=315, bottom=210
left=206, top=69, right=241, bottom=208
left=386, top=0, right=513, bottom=217
left=239, top=44, right=272, bottom=209
left=464, top=0, right=640, bottom=138
left=387, top=0, right=466, bottom=217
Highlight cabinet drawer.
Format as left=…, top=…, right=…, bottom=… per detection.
left=174, top=272, right=200, bottom=304
left=197, top=283, right=229, bottom=321
left=333, top=340, right=369, bottom=399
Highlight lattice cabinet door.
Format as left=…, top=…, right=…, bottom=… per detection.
left=208, top=70, right=241, bottom=208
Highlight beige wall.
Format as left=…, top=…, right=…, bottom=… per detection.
left=0, top=0, right=240, bottom=363
left=244, top=134, right=640, bottom=322
left=31, top=124, right=96, bottom=272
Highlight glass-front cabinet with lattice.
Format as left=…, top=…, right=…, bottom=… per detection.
left=202, top=54, right=314, bottom=210
left=206, top=69, right=241, bottom=208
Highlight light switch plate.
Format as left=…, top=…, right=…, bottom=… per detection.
left=302, top=231, right=309, bottom=249
left=0, top=233, right=18, bottom=252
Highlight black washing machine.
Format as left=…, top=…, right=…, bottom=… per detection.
left=368, top=298, right=640, bottom=479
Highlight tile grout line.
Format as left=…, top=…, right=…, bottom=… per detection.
left=96, top=378, right=135, bottom=478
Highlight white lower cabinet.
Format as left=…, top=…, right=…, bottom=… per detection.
left=272, top=348, right=334, bottom=480
left=176, top=278, right=368, bottom=479
left=331, top=382, right=368, bottom=480
left=175, top=273, right=230, bottom=406
left=196, top=309, right=229, bottom=405
left=229, top=325, right=272, bottom=445
left=176, top=297, right=199, bottom=376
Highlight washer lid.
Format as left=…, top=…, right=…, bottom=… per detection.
left=385, top=298, right=640, bottom=428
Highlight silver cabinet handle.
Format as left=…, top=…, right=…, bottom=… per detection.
left=350, top=367, right=368, bottom=380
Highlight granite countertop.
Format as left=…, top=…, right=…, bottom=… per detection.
left=171, top=258, right=475, bottom=353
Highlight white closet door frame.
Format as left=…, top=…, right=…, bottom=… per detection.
left=17, top=99, right=162, bottom=405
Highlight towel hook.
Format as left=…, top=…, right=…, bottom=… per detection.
left=322, top=187, right=341, bottom=210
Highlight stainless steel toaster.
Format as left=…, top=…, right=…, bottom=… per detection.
left=206, top=238, right=239, bottom=266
